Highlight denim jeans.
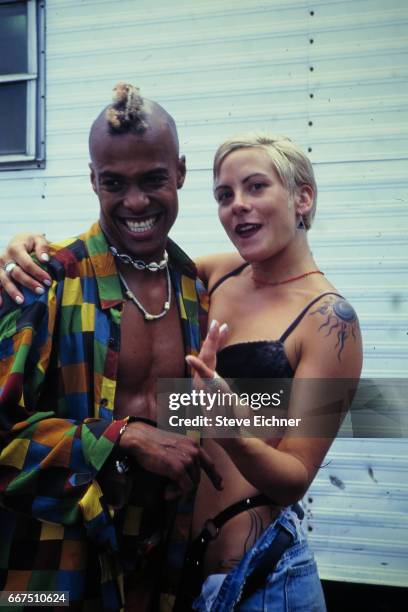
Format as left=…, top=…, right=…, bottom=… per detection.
left=193, top=505, right=326, bottom=612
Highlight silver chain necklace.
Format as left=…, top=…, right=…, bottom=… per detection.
left=110, top=246, right=168, bottom=272
left=118, top=268, right=171, bottom=321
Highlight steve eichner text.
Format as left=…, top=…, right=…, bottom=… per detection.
left=168, top=389, right=283, bottom=411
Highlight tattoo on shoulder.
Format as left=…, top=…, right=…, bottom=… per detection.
left=309, top=296, right=358, bottom=361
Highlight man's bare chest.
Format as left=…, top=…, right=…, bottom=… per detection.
left=114, top=300, right=186, bottom=418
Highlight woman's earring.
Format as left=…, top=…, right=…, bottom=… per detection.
left=297, top=215, right=306, bottom=230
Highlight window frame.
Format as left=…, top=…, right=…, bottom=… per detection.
left=0, top=0, right=45, bottom=170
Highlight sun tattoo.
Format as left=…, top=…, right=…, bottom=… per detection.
left=309, top=296, right=358, bottom=361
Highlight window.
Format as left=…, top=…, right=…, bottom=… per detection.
left=0, top=0, right=45, bottom=170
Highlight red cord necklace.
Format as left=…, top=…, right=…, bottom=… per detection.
left=252, top=269, right=324, bottom=287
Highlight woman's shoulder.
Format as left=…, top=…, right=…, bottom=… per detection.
left=194, top=252, right=246, bottom=287
left=297, top=286, right=362, bottom=378
left=298, top=283, right=360, bottom=340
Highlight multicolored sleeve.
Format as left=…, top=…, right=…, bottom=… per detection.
left=0, top=286, right=124, bottom=550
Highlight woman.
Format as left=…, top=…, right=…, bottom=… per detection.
left=0, top=133, right=362, bottom=610
left=181, top=133, right=362, bottom=610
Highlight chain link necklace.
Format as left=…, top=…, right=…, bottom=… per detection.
left=110, top=246, right=168, bottom=272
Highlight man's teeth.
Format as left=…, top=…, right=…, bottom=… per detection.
left=125, top=217, right=157, bottom=233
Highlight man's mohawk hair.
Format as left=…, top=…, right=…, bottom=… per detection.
left=105, top=82, right=147, bottom=134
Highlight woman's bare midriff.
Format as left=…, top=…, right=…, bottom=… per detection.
left=192, top=438, right=281, bottom=579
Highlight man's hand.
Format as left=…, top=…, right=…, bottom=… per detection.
left=119, top=422, right=223, bottom=500
left=0, top=233, right=51, bottom=306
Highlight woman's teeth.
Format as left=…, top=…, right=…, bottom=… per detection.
left=236, top=223, right=261, bottom=235
left=125, top=216, right=157, bottom=233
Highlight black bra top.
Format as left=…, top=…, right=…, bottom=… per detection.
left=212, top=264, right=343, bottom=380
left=217, top=340, right=294, bottom=379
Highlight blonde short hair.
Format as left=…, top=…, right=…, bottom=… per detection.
left=213, top=132, right=317, bottom=229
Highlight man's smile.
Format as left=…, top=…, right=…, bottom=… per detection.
left=116, top=212, right=164, bottom=237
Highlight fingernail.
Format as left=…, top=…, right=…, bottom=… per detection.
left=43, top=279, right=52, bottom=286
left=210, top=319, right=218, bottom=331
left=219, top=323, right=229, bottom=333
left=35, top=286, right=45, bottom=295
left=41, top=253, right=50, bottom=262
left=15, top=296, right=24, bottom=304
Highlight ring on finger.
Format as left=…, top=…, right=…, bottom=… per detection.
left=3, top=261, right=17, bottom=277
left=207, top=373, right=221, bottom=389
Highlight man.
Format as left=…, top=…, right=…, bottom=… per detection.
left=0, top=83, right=222, bottom=611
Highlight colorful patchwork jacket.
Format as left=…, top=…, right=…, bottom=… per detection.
left=0, top=222, right=208, bottom=611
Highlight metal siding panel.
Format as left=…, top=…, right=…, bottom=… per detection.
left=305, top=438, right=408, bottom=586
left=0, top=0, right=407, bottom=588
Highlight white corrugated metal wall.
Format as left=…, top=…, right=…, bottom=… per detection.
left=0, top=0, right=407, bottom=587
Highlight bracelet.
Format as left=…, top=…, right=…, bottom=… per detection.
left=114, top=416, right=157, bottom=475
left=128, top=415, right=157, bottom=427
left=115, top=418, right=131, bottom=475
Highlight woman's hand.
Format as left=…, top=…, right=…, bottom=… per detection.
left=185, top=319, right=229, bottom=398
left=186, top=320, right=248, bottom=440
left=0, top=233, right=51, bottom=306
left=187, top=318, right=228, bottom=374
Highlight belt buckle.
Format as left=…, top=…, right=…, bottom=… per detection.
left=203, top=519, right=219, bottom=541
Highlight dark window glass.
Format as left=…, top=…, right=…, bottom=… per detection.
left=0, top=82, right=27, bottom=154
left=0, top=2, right=28, bottom=75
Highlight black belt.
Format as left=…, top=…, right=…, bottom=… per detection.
left=197, top=493, right=273, bottom=544
left=237, top=502, right=304, bottom=607
left=175, top=495, right=273, bottom=611
left=175, top=496, right=303, bottom=610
